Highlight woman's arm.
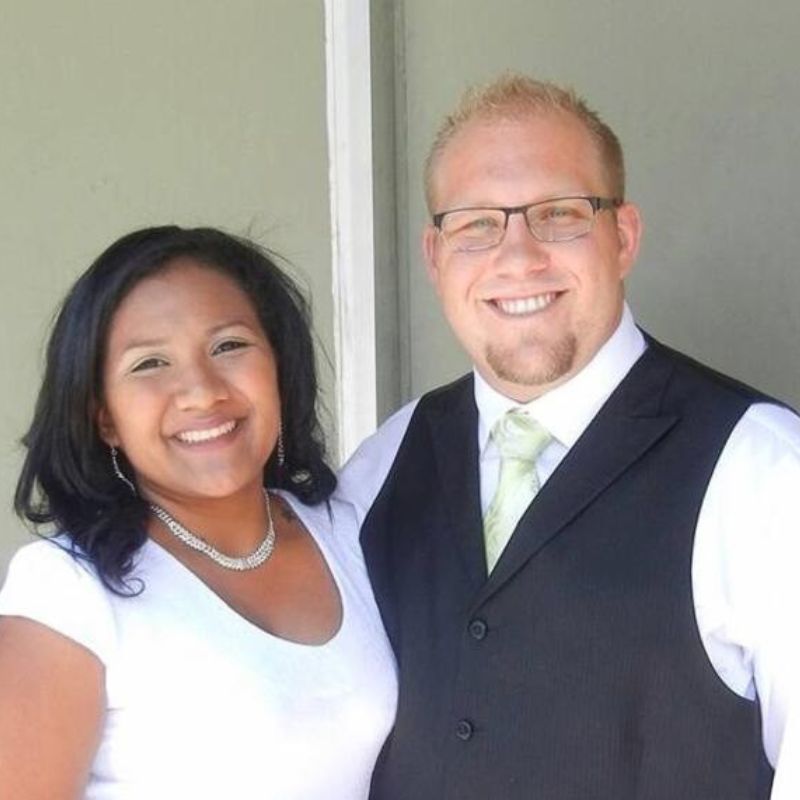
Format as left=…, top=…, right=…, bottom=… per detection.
left=0, top=617, right=105, bottom=799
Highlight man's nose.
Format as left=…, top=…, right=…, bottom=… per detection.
left=494, top=212, right=551, bottom=274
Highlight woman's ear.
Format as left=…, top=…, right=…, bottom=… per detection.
left=96, top=407, right=119, bottom=447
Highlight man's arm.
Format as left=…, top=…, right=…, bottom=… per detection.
left=694, top=402, right=800, bottom=797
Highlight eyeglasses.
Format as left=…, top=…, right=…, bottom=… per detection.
left=432, top=196, right=622, bottom=252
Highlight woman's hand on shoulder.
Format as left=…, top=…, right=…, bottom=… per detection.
left=0, top=616, right=104, bottom=799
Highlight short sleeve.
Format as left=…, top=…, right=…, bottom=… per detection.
left=0, top=539, right=117, bottom=665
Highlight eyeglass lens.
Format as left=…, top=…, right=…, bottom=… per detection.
left=440, top=197, right=600, bottom=251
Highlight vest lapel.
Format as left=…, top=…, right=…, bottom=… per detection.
left=426, top=376, right=488, bottom=591
left=473, top=345, right=680, bottom=608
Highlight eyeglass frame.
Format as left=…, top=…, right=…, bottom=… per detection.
left=431, top=195, right=623, bottom=250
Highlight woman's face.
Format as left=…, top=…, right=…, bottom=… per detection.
left=97, top=258, right=280, bottom=508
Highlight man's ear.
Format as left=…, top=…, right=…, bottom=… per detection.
left=614, top=201, right=643, bottom=279
left=96, top=407, right=119, bottom=447
left=422, top=224, right=441, bottom=286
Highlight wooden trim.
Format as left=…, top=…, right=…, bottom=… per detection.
left=324, top=0, right=377, bottom=463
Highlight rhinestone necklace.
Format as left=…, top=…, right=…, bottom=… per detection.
left=149, top=489, right=276, bottom=571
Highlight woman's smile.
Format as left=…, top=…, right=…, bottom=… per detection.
left=174, top=418, right=239, bottom=445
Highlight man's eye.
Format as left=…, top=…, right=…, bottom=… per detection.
left=213, top=339, right=249, bottom=355
left=465, top=215, right=502, bottom=231
left=542, top=205, right=577, bottom=220
left=444, top=211, right=503, bottom=237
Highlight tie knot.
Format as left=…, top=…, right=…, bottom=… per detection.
left=492, top=410, right=552, bottom=463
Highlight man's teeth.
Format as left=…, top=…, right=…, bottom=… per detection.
left=496, top=293, right=556, bottom=315
left=176, top=420, right=237, bottom=444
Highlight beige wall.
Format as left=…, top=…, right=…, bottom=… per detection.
left=396, top=0, right=800, bottom=405
left=0, top=1, right=332, bottom=576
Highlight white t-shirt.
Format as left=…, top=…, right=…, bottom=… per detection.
left=0, top=493, right=397, bottom=800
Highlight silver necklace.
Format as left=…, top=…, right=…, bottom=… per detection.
left=149, top=489, right=276, bottom=571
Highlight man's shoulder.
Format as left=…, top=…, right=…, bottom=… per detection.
left=363, top=398, right=420, bottom=454
left=727, top=402, right=800, bottom=463
left=417, top=372, right=474, bottom=403
left=643, top=334, right=789, bottom=409
left=335, top=399, right=418, bottom=523
left=336, top=374, right=475, bottom=522
left=342, top=373, right=473, bottom=475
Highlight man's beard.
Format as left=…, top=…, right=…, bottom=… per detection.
left=485, top=332, right=577, bottom=388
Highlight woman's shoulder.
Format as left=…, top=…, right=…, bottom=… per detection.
left=0, top=535, right=118, bottom=664
left=3, top=535, right=95, bottom=584
left=275, top=491, right=368, bottom=583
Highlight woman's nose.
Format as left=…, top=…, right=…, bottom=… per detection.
left=173, top=361, right=229, bottom=410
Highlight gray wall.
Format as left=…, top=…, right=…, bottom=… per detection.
left=370, top=0, right=405, bottom=422
left=395, top=0, right=800, bottom=405
left=0, top=1, right=332, bottom=576
left=4, top=1, right=800, bottom=574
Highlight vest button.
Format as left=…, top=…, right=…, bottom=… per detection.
left=455, top=719, right=474, bottom=741
left=468, top=619, right=488, bottom=640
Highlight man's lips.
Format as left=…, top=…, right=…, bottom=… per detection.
left=174, top=419, right=238, bottom=445
left=489, top=292, right=559, bottom=316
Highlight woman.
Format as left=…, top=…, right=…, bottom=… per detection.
left=0, top=227, right=397, bottom=799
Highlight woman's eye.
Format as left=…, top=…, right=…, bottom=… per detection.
left=213, top=339, right=249, bottom=355
left=130, top=356, right=167, bottom=373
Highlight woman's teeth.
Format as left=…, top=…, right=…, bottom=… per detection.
left=176, top=420, right=237, bottom=444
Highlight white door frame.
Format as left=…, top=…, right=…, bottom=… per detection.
left=324, top=0, right=377, bottom=464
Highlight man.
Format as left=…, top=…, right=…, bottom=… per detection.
left=338, top=75, right=799, bottom=799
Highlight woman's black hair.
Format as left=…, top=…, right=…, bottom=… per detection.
left=15, top=226, right=336, bottom=592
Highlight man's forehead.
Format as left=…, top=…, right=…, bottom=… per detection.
left=445, top=110, right=590, bottom=153
left=430, top=112, right=604, bottom=200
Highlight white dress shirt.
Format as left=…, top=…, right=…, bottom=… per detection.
left=337, top=304, right=800, bottom=798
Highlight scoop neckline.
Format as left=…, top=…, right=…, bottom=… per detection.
left=142, top=492, right=346, bottom=650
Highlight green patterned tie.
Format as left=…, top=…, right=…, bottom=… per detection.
left=483, top=410, right=553, bottom=572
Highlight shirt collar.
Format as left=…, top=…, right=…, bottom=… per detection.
left=475, top=303, right=647, bottom=453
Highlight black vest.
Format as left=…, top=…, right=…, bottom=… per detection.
left=362, top=339, right=774, bottom=800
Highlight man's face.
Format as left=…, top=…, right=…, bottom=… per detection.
left=423, top=112, right=642, bottom=402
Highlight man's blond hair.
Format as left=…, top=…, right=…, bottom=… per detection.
left=424, top=74, right=625, bottom=212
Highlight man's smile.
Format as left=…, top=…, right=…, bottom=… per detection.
left=489, top=291, right=559, bottom=317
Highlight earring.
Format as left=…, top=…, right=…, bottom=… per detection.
left=276, top=423, right=285, bottom=468
left=111, top=446, right=137, bottom=495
